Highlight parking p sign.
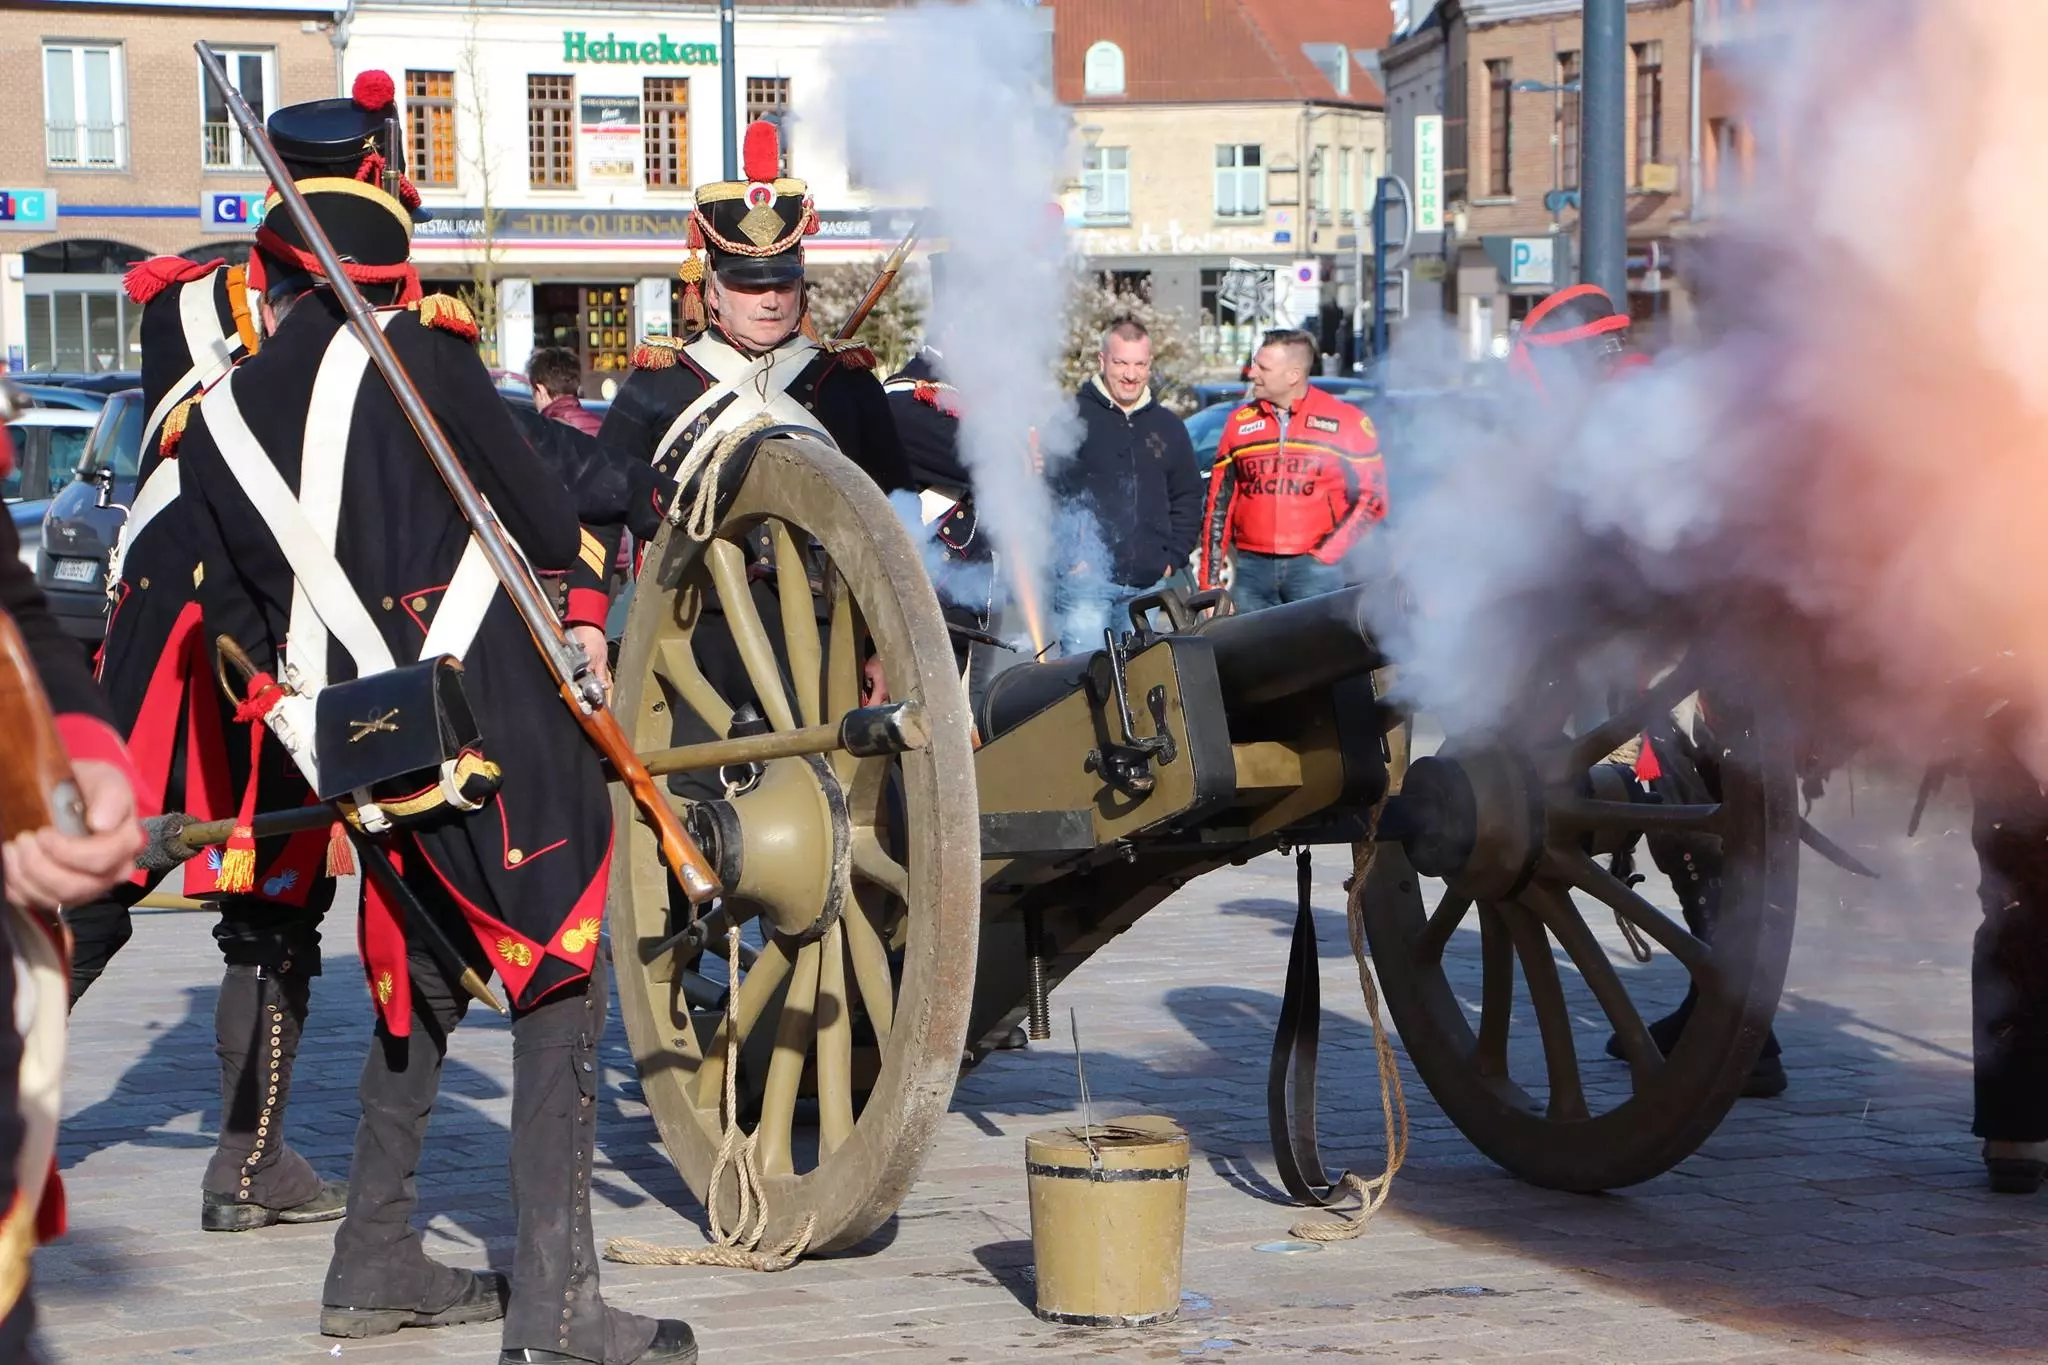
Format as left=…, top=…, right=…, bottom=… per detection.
left=202, top=190, right=268, bottom=233
left=1509, top=236, right=1556, bottom=287
left=0, top=188, right=57, bottom=232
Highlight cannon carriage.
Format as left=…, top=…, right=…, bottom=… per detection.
left=607, top=428, right=1802, bottom=1255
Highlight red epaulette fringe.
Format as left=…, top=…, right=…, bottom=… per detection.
left=124, top=256, right=223, bottom=306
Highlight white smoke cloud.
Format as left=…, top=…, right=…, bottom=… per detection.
left=826, top=0, right=1082, bottom=642
left=1366, top=0, right=2048, bottom=773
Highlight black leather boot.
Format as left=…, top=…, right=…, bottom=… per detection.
left=200, top=965, right=347, bottom=1230
left=499, top=956, right=685, bottom=1364
left=322, top=955, right=498, bottom=1338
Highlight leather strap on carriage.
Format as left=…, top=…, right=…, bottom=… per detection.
left=1268, top=848, right=1349, bottom=1207
left=1265, top=815, right=1410, bottom=1242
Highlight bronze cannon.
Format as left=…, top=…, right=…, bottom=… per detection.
left=606, top=429, right=1800, bottom=1253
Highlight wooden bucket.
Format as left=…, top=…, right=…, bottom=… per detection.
left=1025, top=1115, right=1189, bottom=1326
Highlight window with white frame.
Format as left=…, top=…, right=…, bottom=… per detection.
left=1214, top=144, right=1263, bottom=219
left=1083, top=41, right=1125, bottom=97
left=1082, top=145, right=1129, bottom=223
left=43, top=43, right=125, bottom=169
left=1338, top=148, right=1353, bottom=222
left=201, top=48, right=276, bottom=171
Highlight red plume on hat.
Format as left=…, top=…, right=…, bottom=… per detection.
left=352, top=69, right=396, bottom=111
left=743, top=119, right=782, bottom=183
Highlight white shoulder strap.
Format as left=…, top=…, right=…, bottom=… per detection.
left=648, top=334, right=823, bottom=466
left=202, top=366, right=398, bottom=680
left=139, top=278, right=246, bottom=453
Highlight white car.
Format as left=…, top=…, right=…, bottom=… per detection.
left=3, top=407, right=98, bottom=568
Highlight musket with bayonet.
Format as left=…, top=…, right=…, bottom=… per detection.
left=196, top=41, right=720, bottom=908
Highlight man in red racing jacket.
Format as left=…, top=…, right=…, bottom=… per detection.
left=1198, top=329, right=1386, bottom=610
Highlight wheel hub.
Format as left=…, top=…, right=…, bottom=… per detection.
left=1401, top=748, right=1545, bottom=900
left=696, top=754, right=851, bottom=939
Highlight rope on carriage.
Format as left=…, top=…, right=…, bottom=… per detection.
left=1287, top=797, right=1411, bottom=1243
left=666, top=414, right=779, bottom=543
left=605, top=923, right=818, bottom=1272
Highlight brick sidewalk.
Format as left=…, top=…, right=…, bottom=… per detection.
left=40, top=764, right=2048, bottom=1364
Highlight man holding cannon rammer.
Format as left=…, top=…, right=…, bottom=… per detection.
left=169, top=83, right=694, bottom=1363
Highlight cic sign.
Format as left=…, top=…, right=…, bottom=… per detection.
left=202, top=190, right=268, bottom=233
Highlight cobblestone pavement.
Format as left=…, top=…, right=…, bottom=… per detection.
left=40, top=761, right=2048, bottom=1364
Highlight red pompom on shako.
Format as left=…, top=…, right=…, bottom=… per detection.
left=352, top=69, right=396, bottom=112
left=742, top=119, right=782, bottom=185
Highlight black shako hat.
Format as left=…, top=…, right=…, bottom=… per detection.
left=679, top=120, right=816, bottom=326
left=268, top=70, right=432, bottom=223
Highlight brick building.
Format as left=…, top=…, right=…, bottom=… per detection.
left=1049, top=0, right=1390, bottom=370
left=0, top=0, right=339, bottom=375
left=347, top=0, right=911, bottom=392
left=1382, top=0, right=1698, bottom=365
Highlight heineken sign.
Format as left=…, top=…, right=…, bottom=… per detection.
left=561, top=32, right=718, bottom=65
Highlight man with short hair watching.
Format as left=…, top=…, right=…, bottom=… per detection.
left=527, top=346, right=601, bottom=435
left=1198, top=329, right=1386, bottom=611
left=1050, top=319, right=1204, bottom=655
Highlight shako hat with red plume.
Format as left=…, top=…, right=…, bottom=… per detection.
left=676, top=119, right=817, bottom=329
left=266, top=71, right=431, bottom=223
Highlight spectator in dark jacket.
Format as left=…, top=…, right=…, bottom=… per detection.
left=528, top=346, right=602, bottom=435
left=1050, top=320, right=1204, bottom=654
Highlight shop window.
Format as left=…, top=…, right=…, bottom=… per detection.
left=44, top=42, right=125, bottom=169
left=1214, top=144, right=1262, bottom=219
left=1082, top=146, right=1128, bottom=224
left=1445, top=61, right=1468, bottom=203
left=201, top=48, right=274, bottom=171
left=529, top=74, right=576, bottom=188
left=407, top=69, right=458, bottom=188
left=1487, top=59, right=1512, bottom=197
left=1634, top=40, right=1665, bottom=184
left=644, top=77, right=689, bottom=189
left=1083, top=41, right=1125, bottom=97
left=534, top=283, right=633, bottom=398
left=745, top=77, right=790, bottom=172
left=24, top=292, right=132, bottom=374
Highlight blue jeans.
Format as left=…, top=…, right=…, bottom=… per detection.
left=1228, top=551, right=1345, bottom=613
left=1053, top=575, right=1170, bottom=656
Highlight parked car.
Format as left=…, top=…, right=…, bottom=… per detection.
left=37, top=388, right=144, bottom=643
left=6, top=408, right=101, bottom=569
left=12, top=384, right=108, bottom=413
left=28, top=371, right=143, bottom=396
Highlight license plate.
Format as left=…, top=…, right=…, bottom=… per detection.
left=51, top=557, right=100, bottom=584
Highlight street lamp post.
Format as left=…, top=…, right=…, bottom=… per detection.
left=720, top=0, right=738, bottom=180
left=1581, top=0, right=1628, bottom=303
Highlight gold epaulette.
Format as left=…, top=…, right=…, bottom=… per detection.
left=408, top=293, right=479, bottom=341
left=160, top=396, right=199, bottom=456
left=631, top=336, right=683, bottom=371
left=820, top=338, right=877, bottom=371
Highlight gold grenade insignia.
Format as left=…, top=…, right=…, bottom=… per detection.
left=496, top=937, right=534, bottom=968
left=560, top=918, right=602, bottom=954
left=375, top=971, right=394, bottom=1005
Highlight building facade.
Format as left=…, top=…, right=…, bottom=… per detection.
left=1381, top=0, right=1698, bottom=365
left=1050, top=0, right=1390, bottom=370
left=346, top=0, right=910, bottom=393
left=0, top=0, right=340, bottom=374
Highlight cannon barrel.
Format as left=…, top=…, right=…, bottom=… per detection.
left=978, top=585, right=1385, bottom=739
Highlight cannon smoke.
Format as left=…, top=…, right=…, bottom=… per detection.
left=1369, top=0, right=2048, bottom=775
left=825, top=0, right=1083, bottom=653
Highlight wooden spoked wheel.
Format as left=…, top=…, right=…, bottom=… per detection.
left=1360, top=670, right=1799, bottom=1191
left=609, top=432, right=980, bottom=1252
